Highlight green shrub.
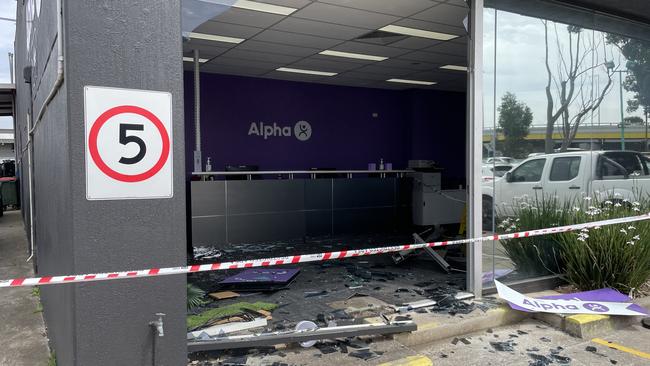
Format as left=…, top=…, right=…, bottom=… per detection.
left=497, top=194, right=572, bottom=275
left=187, top=284, right=207, bottom=311
left=48, top=351, right=56, bottom=366
left=499, top=193, right=650, bottom=295
left=557, top=196, right=650, bottom=296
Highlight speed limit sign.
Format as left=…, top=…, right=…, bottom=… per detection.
left=84, top=86, right=173, bottom=200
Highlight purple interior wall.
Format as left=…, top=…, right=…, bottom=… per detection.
left=184, top=72, right=466, bottom=184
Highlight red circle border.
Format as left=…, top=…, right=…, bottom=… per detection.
left=88, top=105, right=170, bottom=183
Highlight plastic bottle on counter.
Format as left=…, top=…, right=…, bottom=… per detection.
left=379, top=158, right=385, bottom=170
left=206, top=157, right=212, bottom=172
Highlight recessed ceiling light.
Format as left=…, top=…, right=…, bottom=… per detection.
left=379, top=25, right=458, bottom=41
left=276, top=67, right=338, bottom=76
left=188, top=32, right=245, bottom=44
left=210, top=0, right=297, bottom=15
left=319, top=50, right=388, bottom=62
left=183, top=57, right=209, bottom=63
left=387, top=78, right=437, bottom=86
left=440, top=64, right=468, bottom=71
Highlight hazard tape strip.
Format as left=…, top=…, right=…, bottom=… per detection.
left=2, top=212, right=649, bottom=288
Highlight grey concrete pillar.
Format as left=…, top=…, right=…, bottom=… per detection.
left=38, top=1, right=187, bottom=365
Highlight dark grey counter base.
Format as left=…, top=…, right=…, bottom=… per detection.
left=190, top=178, right=412, bottom=248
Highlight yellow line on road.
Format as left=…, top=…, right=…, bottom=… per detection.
left=592, top=338, right=650, bottom=360
left=378, top=355, right=432, bottom=366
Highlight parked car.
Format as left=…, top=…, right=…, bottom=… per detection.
left=481, top=164, right=513, bottom=182
left=484, top=157, right=517, bottom=165
left=482, top=150, right=650, bottom=224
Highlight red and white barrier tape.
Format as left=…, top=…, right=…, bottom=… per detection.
left=2, top=213, right=650, bottom=288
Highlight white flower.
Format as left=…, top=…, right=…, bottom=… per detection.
left=632, top=201, right=641, bottom=206
left=583, top=196, right=592, bottom=201
left=572, top=207, right=581, bottom=212
left=614, top=192, right=622, bottom=197
left=604, top=200, right=613, bottom=205
left=633, top=235, right=640, bottom=241
left=594, top=226, right=601, bottom=230
left=627, top=241, right=635, bottom=245
left=581, top=228, right=589, bottom=233
left=628, top=226, right=636, bottom=230
left=633, top=207, right=641, bottom=212
left=615, top=203, right=622, bottom=207
left=620, top=228, right=628, bottom=234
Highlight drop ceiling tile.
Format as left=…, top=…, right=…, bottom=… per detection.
left=222, top=48, right=302, bottom=64
left=200, top=63, right=269, bottom=76
left=253, top=29, right=342, bottom=49
left=402, top=70, right=462, bottom=81
left=194, top=21, right=263, bottom=39
left=393, top=18, right=465, bottom=37
left=412, top=2, right=468, bottom=26
left=183, top=39, right=235, bottom=54
left=212, top=8, right=284, bottom=28
left=399, top=50, right=466, bottom=65
left=375, top=58, right=439, bottom=71
left=442, top=0, right=468, bottom=8
left=289, top=58, right=361, bottom=72
left=338, top=71, right=393, bottom=81
left=310, top=53, right=372, bottom=65
left=424, top=40, right=467, bottom=56
left=453, top=35, right=468, bottom=45
left=318, top=77, right=376, bottom=88
left=317, top=0, right=439, bottom=17
left=388, top=37, right=443, bottom=50
left=257, top=0, right=313, bottom=7
left=207, top=56, right=284, bottom=70
left=264, top=70, right=329, bottom=82
left=292, top=2, right=399, bottom=29
left=237, top=40, right=321, bottom=57
left=354, top=64, right=414, bottom=77
left=330, top=41, right=410, bottom=58
left=272, top=17, right=368, bottom=40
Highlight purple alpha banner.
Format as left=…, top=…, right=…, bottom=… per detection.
left=495, top=280, right=649, bottom=316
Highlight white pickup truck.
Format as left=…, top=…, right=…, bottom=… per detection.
left=482, top=150, right=650, bottom=222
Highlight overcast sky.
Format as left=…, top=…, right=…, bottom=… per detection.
left=483, top=8, right=645, bottom=130
left=0, top=1, right=15, bottom=129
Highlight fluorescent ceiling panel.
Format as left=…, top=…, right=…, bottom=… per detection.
left=379, top=25, right=458, bottom=41
left=440, top=64, right=468, bottom=71
left=231, top=0, right=297, bottom=15
left=387, top=78, right=436, bottom=86
left=183, top=57, right=209, bottom=63
left=276, top=67, right=337, bottom=76
left=319, top=50, right=388, bottom=62
left=188, top=32, right=245, bottom=44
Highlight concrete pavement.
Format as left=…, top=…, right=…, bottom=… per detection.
left=232, top=318, right=650, bottom=366
left=0, top=210, right=50, bottom=366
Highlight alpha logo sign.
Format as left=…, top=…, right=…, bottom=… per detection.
left=248, top=120, right=312, bottom=142
left=84, top=86, right=173, bottom=200
left=495, top=280, right=647, bottom=316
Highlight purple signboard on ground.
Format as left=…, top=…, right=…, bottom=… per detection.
left=220, top=268, right=301, bottom=285
left=508, top=287, right=648, bottom=315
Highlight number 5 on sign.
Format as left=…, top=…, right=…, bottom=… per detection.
left=84, top=86, right=173, bottom=200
